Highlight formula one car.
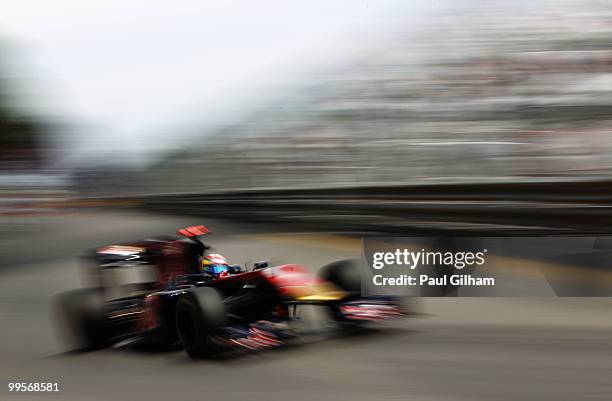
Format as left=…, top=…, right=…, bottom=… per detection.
left=54, top=226, right=405, bottom=358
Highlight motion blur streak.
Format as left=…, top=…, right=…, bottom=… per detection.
left=5, top=1, right=612, bottom=197
left=124, top=0, right=612, bottom=195
left=0, top=212, right=611, bottom=401
left=2, top=1, right=612, bottom=401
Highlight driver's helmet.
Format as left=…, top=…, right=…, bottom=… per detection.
left=201, top=253, right=233, bottom=277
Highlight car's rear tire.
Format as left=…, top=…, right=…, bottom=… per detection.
left=54, top=288, right=109, bottom=351
left=175, top=287, right=226, bottom=358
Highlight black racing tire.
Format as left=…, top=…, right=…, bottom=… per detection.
left=175, top=287, right=226, bottom=359
left=54, top=288, right=109, bottom=351
left=318, top=259, right=362, bottom=297
left=319, top=259, right=368, bottom=329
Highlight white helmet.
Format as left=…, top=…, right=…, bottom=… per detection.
left=206, top=253, right=228, bottom=265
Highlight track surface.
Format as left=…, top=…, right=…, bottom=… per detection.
left=1, top=211, right=611, bottom=401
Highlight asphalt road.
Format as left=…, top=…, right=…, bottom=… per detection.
left=1, top=211, right=611, bottom=401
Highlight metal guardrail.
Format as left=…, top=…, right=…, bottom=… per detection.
left=137, top=180, right=612, bottom=235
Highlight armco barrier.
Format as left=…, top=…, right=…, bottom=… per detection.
left=136, top=180, right=612, bottom=235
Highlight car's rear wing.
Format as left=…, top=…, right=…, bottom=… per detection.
left=177, top=225, right=210, bottom=238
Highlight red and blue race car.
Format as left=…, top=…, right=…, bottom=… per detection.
left=54, top=226, right=406, bottom=358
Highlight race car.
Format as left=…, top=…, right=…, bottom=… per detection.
left=54, top=226, right=406, bottom=358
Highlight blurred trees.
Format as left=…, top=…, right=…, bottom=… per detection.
left=0, top=44, right=44, bottom=171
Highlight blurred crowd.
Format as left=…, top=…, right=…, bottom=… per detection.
left=139, top=1, right=612, bottom=194
left=4, top=1, right=612, bottom=197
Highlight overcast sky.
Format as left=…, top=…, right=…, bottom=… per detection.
left=1, top=0, right=434, bottom=166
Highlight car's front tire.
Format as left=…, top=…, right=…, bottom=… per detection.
left=175, top=287, right=226, bottom=358
left=318, top=259, right=362, bottom=297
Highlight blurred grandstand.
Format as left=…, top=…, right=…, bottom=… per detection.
left=4, top=1, right=612, bottom=200
left=130, top=1, right=612, bottom=196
